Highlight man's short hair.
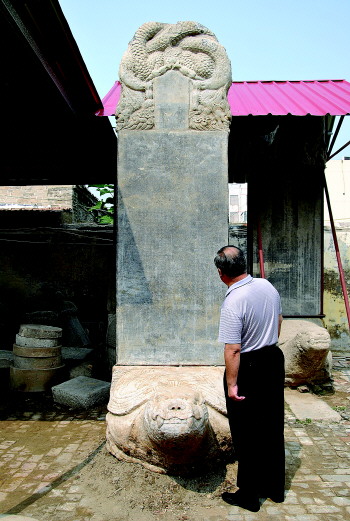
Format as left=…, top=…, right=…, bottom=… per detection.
left=214, top=245, right=247, bottom=278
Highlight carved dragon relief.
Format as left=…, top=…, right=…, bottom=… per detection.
left=116, top=21, right=232, bottom=131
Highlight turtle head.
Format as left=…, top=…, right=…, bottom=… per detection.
left=143, top=388, right=209, bottom=448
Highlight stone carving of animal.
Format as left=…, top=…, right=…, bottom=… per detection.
left=106, top=366, right=231, bottom=474
left=279, top=319, right=332, bottom=386
left=116, top=21, right=232, bottom=131
left=106, top=321, right=332, bottom=474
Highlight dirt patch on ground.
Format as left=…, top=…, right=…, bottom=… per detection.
left=70, top=449, right=234, bottom=521
left=23, top=446, right=236, bottom=521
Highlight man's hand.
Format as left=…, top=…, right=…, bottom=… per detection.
left=227, top=384, right=245, bottom=401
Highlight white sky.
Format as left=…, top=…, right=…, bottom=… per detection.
left=59, top=0, right=350, bottom=158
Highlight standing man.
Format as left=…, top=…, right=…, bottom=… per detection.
left=214, top=245, right=285, bottom=513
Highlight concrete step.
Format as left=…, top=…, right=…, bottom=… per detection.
left=284, top=388, right=341, bottom=421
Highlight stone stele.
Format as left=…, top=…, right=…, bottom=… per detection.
left=279, top=319, right=332, bottom=386
left=106, top=366, right=231, bottom=474
left=115, top=21, right=231, bottom=366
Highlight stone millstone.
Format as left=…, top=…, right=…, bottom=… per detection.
left=13, top=344, right=62, bottom=358
left=15, top=334, right=60, bottom=347
left=13, top=354, right=62, bottom=369
left=52, top=376, right=111, bottom=409
left=10, top=365, right=65, bottom=392
left=18, top=324, right=62, bottom=339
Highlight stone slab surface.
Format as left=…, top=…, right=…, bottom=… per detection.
left=18, top=324, right=62, bottom=339
left=52, top=376, right=110, bottom=409
left=117, top=130, right=228, bottom=365
left=0, top=350, right=14, bottom=368
left=61, top=347, right=93, bottom=361
left=154, top=71, right=190, bottom=129
left=284, top=388, right=342, bottom=421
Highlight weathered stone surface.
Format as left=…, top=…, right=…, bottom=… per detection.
left=106, top=314, right=116, bottom=349
left=106, top=314, right=116, bottom=372
left=117, top=130, right=228, bottom=365
left=154, top=71, right=190, bottom=130
left=106, top=366, right=230, bottom=474
left=0, top=514, right=38, bottom=521
left=52, top=376, right=110, bottom=409
left=0, top=350, right=14, bottom=368
left=15, top=334, right=59, bottom=347
left=10, top=365, right=65, bottom=392
left=61, top=347, right=94, bottom=379
left=116, top=21, right=232, bottom=131
left=279, top=319, right=332, bottom=386
left=18, top=324, right=62, bottom=339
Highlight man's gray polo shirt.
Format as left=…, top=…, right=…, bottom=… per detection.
left=218, top=274, right=282, bottom=352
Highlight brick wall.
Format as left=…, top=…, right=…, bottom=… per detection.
left=0, top=185, right=97, bottom=222
left=0, top=185, right=73, bottom=209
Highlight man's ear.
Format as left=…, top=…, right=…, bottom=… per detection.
left=218, top=268, right=222, bottom=277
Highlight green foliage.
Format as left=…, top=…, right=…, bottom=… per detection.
left=88, top=184, right=114, bottom=224
left=295, top=418, right=312, bottom=425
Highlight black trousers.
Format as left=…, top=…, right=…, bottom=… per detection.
left=224, top=344, right=285, bottom=498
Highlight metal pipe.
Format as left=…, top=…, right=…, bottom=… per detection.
left=327, top=115, right=344, bottom=159
left=328, top=139, right=350, bottom=161
left=284, top=314, right=326, bottom=319
left=323, top=171, right=350, bottom=330
left=320, top=187, right=324, bottom=315
left=257, top=220, right=265, bottom=278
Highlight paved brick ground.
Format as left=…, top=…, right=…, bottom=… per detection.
left=0, top=366, right=349, bottom=521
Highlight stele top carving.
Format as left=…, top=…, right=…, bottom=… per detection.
left=116, top=21, right=232, bottom=131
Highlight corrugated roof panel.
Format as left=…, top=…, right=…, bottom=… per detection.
left=97, top=80, right=350, bottom=117
left=305, top=81, right=350, bottom=113
left=95, top=81, right=121, bottom=116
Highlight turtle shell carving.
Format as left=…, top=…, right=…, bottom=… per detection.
left=106, top=366, right=231, bottom=474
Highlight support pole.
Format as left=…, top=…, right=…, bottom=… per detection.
left=327, top=115, right=344, bottom=159
left=328, top=140, right=350, bottom=161
left=257, top=220, right=266, bottom=279
left=323, top=171, right=350, bottom=331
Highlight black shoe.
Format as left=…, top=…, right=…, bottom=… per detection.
left=269, top=493, right=285, bottom=503
left=260, top=491, right=285, bottom=503
left=221, top=490, right=260, bottom=512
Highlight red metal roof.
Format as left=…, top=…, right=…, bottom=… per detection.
left=97, top=79, right=350, bottom=117
left=96, top=81, right=121, bottom=117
